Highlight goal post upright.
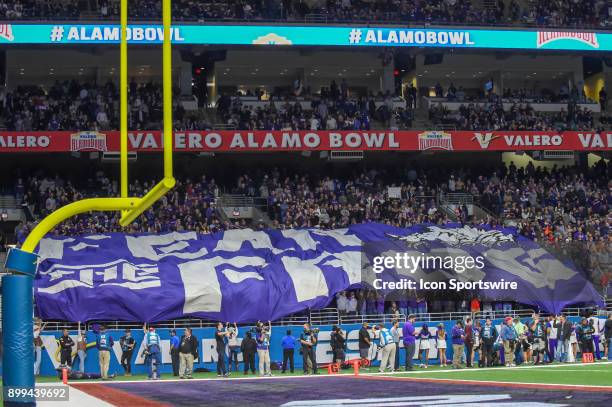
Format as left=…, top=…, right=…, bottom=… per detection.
left=1, top=1, right=175, bottom=403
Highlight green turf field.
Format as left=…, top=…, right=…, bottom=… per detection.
left=377, top=361, right=612, bottom=387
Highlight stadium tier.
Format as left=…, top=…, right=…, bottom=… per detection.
left=0, top=1, right=611, bottom=406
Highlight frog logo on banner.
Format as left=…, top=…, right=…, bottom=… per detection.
left=0, top=24, right=14, bottom=41
left=70, top=131, right=108, bottom=152
left=252, top=33, right=293, bottom=45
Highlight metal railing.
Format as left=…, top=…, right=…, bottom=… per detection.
left=217, top=194, right=268, bottom=208
left=26, top=300, right=612, bottom=333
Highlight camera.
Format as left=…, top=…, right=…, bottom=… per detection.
left=311, top=328, right=320, bottom=334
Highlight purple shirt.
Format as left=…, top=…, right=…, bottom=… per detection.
left=402, top=321, right=415, bottom=344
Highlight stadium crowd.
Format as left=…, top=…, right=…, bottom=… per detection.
left=0, top=80, right=186, bottom=132
left=1, top=0, right=611, bottom=28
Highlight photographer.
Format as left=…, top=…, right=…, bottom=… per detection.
left=375, top=324, right=396, bottom=373
left=240, top=332, right=257, bottom=374
left=119, top=328, right=136, bottom=376
left=142, top=324, right=160, bottom=380
left=330, top=325, right=346, bottom=364
left=480, top=318, right=498, bottom=367
left=577, top=318, right=595, bottom=359
left=529, top=314, right=547, bottom=365
left=256, top=321, right=273, bottom=376
left=300, top=323, right=318, bottom=374
left=500, top=317, right=517, bottom=367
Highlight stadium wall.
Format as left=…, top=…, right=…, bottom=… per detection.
left=31, top=317, right=605, bottom=376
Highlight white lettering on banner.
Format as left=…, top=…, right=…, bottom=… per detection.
left=281, top=229, right=319, bottom=251
left=38, top=237, right=75, bottom=261
left=128, top=132, right=159, bottom=149
left=0, top=135, right=50, bottom=148
left=503, top=134, right=563, bottom=147
left=365, top=30, right=474, bottom=46
left=180, top=256, right=267, bottom=313
left=37, top=260, right=160, bottom=294
left=221, top=269, right=264, bottom=283
left=311, top=228, right=362, bottom=247
left=281, top=255, right=330, bottom=302
left=484, top=247, right=576, bottom=289
left=578, top=133, right=612, bottom=148
left=322, top=251, right=361, bottom=285
left=65, top=26, right=186, bottom=42
left=125, top=232, right=208, bottom=261
left=213, top=229, right=280, bottom=253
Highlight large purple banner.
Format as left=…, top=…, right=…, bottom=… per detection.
left=33, top=224, right=602, bottom=322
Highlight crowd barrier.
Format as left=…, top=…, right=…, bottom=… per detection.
left=29, top=316, right=606, bottom=376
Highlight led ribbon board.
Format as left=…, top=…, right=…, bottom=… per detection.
left=0, top=24, right=610, bottom=51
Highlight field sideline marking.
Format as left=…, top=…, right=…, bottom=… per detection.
left=365, top=360, right=612, bottom=376
left=59, top=361, right=612, bottom=385
left=358, top=374, right=612, bottom=393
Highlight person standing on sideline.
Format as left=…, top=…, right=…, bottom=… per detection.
left=403, top=315, right=417, bottom=371
left=358, top=322, right=372, bottom=368
left=179, top=328, right=198, bottom=379
left=281, top=329, right=297, bottom=373
left=436, top=324, right=448, bottom=367
left=169, top=329, right=180, bottom=376
left=546, top=316, right=558, bottom=362
left=240, top=331, right=257, bottom=374
left=300, top=323, right=318, bottom=374
left=554, top=314, right=572, bottom=362
left=587, top=314, right=602, bottom=360
left=464, top=318, right=474, bottom=367
left=376, top=324, right=396, bottom=373
left=330, top=325, right=346, bottom=364
left=227, top=323, right=241, bottom=373
left=96, top=325, right=114, bottom=379
left=417, top=324, right=431, bottom=368
left=119, top=329, right=135, bottom=376
left=451, top=320, right=465, bottom=369
left=59, top=329, right=75, bottom=368
left=480, top=318, right=497, bottom=367
left=33, top=319, right=46, bottom=376
left=390, top=320, right=401, bottom=371
left=215, top=322, right=230, bottom=377
left=144, top=325, right=161, bottom=380
left=500, top=317, right=517, bottom=367
left=256, top=321, right=273, bottom=376
left=75, top=329, right=87, bottom=372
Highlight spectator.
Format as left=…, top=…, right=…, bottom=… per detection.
left=179, top=327, right=198, bottom=379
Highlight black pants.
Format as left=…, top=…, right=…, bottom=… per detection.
left=217, top=349, right=227, bottom=375
left=243, top=352, right=256, bottom=373
left=171, top=349, right=180, bottom=376
left=394, top=343, right=400, bottom=370
left=60, top=349, right=72, bottom=366
left=282, top=349, right=294, bottom=372
left=302, top=347, right=316, bottom=373
left=121, top=349, right=133, bottom=373
left=404, top=342, right=415, bottom=370
left=581, top=340, right=594, bottom=354
left=465, top=343, right=474, bottom=367
left=481, top=341, right=494, bottom=367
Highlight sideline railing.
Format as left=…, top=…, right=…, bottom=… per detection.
left=31, top=301, right=611, bottom=332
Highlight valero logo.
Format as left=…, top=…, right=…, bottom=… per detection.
left=70, top=131, right=108, bottom=152
left=418, top=131, right=453, bottom=150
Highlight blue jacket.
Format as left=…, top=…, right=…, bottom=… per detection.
left=451, top=326, right=464, bottom=345
left=281, top=335, right=297, bottom=350
left=500, top=325, right=517, bottom=341
left=96, top=332, right=114, bottom=351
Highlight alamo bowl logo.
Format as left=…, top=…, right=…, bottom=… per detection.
left=70, top=131, right=108, bottom=152
left=537, top=31, right=599, bottom=48
left=0, top=25, right=14, bottom=42
left=252, top=33, right=293, bottom=45
left=418, top=131, right=453, bottom=151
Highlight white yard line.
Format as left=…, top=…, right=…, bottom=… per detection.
left=365, top=361, right=612, bottom=376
